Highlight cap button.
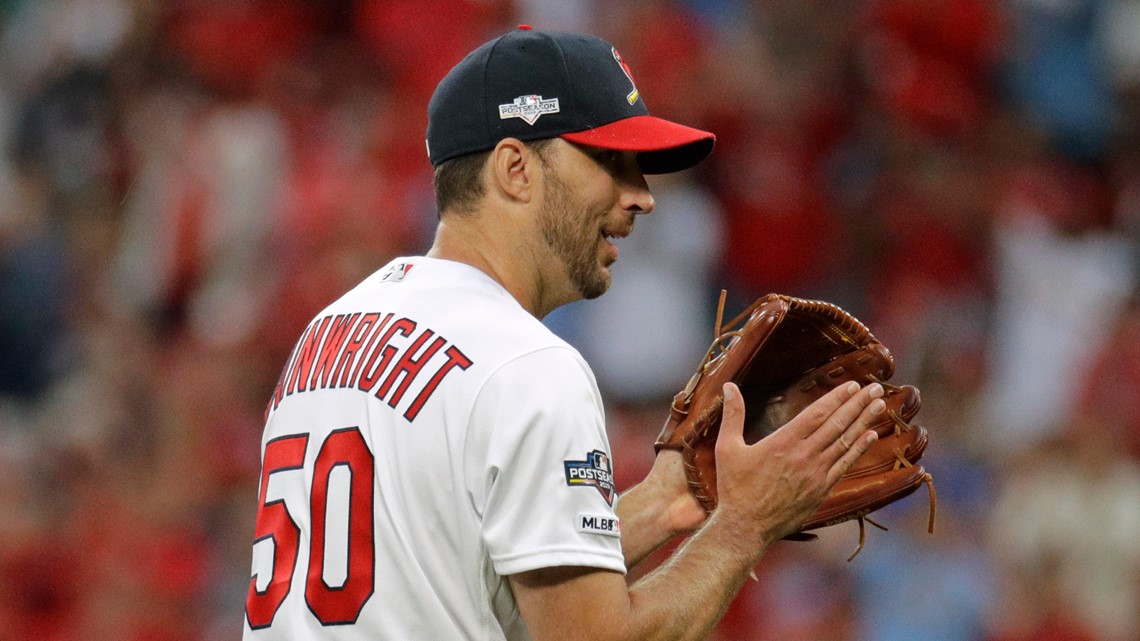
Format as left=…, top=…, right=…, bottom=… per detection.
left=517, top=24, right=533, bottom=30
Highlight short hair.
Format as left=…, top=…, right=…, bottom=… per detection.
left=433, top=138, right=555, bottom=217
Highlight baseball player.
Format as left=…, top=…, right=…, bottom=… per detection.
left=243, top=26, right=883, bottom=641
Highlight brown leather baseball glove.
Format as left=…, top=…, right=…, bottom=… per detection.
left=656, top=292, right=935, bottom=559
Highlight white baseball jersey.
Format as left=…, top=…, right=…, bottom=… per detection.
left=243, top=256, right=625, bottom=641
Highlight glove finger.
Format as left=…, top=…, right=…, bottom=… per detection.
left=807, top=463, right=928, bottom=531
left=867, top=384, right=921, bottom=437
left=841, top=423, right=928, bottom=478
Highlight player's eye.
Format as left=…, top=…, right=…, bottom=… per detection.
left=591, top=149, right=622, bottom=169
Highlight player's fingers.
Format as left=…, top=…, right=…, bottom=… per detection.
left=824, top=397, right=885, bottom=461
left=715, top=383, right=746, bottom=450
left=827, top=428, right=879, bottom=487
left=782, top=381, right=861, bottom=440
left=806, top=383, right=884, bottom=451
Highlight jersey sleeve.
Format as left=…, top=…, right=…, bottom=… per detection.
left=468, top=346, right=626, bottom=577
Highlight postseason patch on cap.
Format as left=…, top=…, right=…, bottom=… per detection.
left=499, top=95, right=560, bottom=125
left=564, top=449, right=615, bottom=505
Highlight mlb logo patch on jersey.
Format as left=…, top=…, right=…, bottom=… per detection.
left=379, top=262, right=415, bottom=283
left=564, top=449, right=615, bottom=505
left=577, top=513, right=621, bottom=538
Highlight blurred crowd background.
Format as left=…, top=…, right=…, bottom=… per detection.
left=2, top=0, right=1139, bottom=640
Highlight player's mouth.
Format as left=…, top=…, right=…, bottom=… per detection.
left=602, top=219, right=633, bottom=241
left=600, top=226, right=629, bottom=261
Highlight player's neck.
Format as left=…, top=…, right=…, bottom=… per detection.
left=427, top=215, right=573, bottom=319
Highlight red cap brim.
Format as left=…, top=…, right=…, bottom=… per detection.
left=560, top=115, right=715, bottom=174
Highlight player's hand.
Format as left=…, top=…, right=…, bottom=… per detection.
left=647, top=449, right=708, bottom=535
left=713, top=381, right=883, bottom=545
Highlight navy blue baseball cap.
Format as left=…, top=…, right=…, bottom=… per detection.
left=426, top=26, right=715, bottom=174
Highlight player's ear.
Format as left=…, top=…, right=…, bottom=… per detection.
left=490, top=137, right=536, bottom=205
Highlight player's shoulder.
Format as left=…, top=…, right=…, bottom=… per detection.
left=331, top=255, right=577, bottom=359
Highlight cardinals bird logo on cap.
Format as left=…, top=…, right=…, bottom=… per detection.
left=611, top=48, right=640, bottom=105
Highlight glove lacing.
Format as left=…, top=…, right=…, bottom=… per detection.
left=674, top=290, right=756, bottom=413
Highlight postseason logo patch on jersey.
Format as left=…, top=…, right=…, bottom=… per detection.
left=564, top=449, right=615, bottom=505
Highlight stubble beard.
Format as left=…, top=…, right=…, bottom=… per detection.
left=538, top=168, right=613, bottom=301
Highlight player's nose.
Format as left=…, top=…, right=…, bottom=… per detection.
left=618, top=162, right=655, bottom=216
